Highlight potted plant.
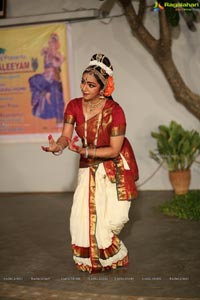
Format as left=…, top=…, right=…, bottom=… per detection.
left=149, top=121, right=200, bottom=194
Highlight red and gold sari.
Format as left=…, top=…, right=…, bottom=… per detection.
left=64, top=97, right=138, bottom=273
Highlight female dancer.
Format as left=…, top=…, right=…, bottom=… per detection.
left=42, top=54, right=139, bottom=273
left=29, top=33, right=65, bottom=124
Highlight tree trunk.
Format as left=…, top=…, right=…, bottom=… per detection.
left=155, top=51, right=200, bottom=119
left=118, top=0, right=200, bottom=120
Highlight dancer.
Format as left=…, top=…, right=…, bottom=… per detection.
left=42, top=53, right=139, bottom=273
left=29, top=33, right=65, bottom=124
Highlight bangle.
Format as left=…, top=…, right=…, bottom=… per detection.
left=85, top=147, right=89, bottom=158
left=93, top=147, right=96, bottom=158
left=56, top=136, right=68, bottom=149
left=53, top=144, right=63, bottom=156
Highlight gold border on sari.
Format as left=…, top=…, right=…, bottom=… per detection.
left=88, top=165, right=102, bottom=272
left=75, top=254, right=129, bottom=273
left=111, top=125, right=126, bottom=136
left=64, top=114, right=75, bottom=124
left=72, top=235, right=121, bottom=260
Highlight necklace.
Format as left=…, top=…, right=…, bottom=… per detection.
left=87, top=99, right=103, bottom=113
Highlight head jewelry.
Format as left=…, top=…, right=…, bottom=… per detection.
left=84, top=54, right=113, bottom=87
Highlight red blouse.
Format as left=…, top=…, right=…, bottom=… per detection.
left=64, top=97, right=126, bottom=147
left=64, top=97, right=139, bottom=200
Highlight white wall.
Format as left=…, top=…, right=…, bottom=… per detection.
left=0, top=0, right=199, bottom=192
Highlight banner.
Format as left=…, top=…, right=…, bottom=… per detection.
left=0, top=23, right=71, bottom=142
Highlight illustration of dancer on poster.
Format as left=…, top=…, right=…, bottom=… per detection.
left=29, top=32, right=65, bottom=126
left=0, top=23, right=70, bottom=141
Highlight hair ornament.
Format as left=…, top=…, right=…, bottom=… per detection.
left=89, top=60, right=113, bottom=76
left=104, top=76, right=115, bottom=97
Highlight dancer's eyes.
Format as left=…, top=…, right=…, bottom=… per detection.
left=81, top=79, right=96, bottom=88
left=88, top=83, right=96, bottom=88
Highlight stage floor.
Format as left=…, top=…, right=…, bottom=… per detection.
left=0, top=191, right=199, bottom=300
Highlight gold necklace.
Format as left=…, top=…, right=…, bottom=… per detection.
left=87, top=99, right=103, bottom=113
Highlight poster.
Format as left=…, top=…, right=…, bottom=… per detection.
left=0, top=23, right=71, bottom=142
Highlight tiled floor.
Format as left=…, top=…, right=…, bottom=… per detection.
left=0, top=191, right=200, bottom=300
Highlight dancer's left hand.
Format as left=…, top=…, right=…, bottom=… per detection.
left=67, top=136, right=81, bottom=153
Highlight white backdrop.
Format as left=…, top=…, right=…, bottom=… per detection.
left=0, top=0, right=199, bottom=192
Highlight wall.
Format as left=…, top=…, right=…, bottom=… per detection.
left=0, top=0, right=199, bottom=192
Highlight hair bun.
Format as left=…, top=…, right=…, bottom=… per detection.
left=89, top=53, right=113, bottom=76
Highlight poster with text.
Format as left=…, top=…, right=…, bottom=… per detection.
left=0, top=23, right=71, bottom=142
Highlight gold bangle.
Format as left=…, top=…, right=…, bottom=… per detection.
left=93, top=147, right=96, bottom=158
left=85, top=147, right=89, bottom=158
left=56, top=136, right=68, bottom=149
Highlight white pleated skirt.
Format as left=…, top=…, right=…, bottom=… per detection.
left=70, top=162, right=131, bottom=273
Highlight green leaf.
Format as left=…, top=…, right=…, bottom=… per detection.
left=165, top=7, right=180, bottom=27
left=159, top=190, right=200, bottom=221
left=150, top=121, right=200, bottom=171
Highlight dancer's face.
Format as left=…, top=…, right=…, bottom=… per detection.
left=80, top=72, right=102, bottom=102
left=48, top=39, right=57, bottom=51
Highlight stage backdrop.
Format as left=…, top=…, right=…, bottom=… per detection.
left=0, top=23, right=70, bottom=142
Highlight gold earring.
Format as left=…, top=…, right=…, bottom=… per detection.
left=99, top=91, right=105, bottom=100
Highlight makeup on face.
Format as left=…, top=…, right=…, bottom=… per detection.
left=80, top=73, right=101, bottom=102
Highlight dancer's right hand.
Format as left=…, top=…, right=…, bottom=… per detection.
left=41, top=134, right=62, bottom=153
